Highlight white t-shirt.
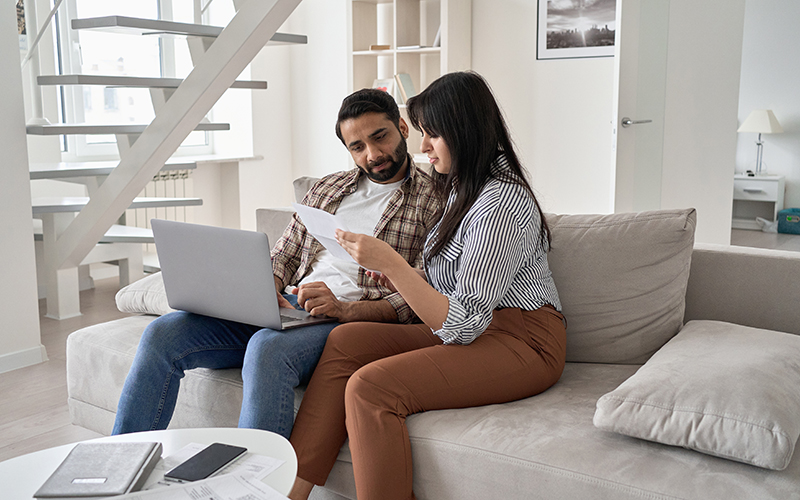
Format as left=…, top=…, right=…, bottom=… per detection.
left=299, top=175, right=404, bottom=301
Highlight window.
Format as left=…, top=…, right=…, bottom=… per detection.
left=57, top=0, right=211, bottom=159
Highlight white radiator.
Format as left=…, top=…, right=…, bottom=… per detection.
left=126, top=169, right=195, bottom=256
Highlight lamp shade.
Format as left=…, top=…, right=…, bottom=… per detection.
left=737, top=109, right=784, bottom=134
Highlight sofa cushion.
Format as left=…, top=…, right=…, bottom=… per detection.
left=115, top=272, right=175, bottom=316
left=546, top=209, right=696, bottom=364
left=593, top=320, right=800, bottom=470
left=293, top=176, right=319, bottom=203
left=404, top=361, right=800, bottom=500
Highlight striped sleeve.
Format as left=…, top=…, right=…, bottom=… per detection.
left=432, top=182, right=534, bottom=344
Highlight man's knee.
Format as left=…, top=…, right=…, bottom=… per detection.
left=138, top=311, right=196, bottom=352
left=244, top=329, right=284, bottom=363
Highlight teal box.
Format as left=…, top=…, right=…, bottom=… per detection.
left=778, top=208, right=800, bottom=235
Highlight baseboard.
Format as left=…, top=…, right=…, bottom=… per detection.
left=0, top=344, right=48, bottom=374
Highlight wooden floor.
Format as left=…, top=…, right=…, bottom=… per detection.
left=730, top=228, right=800, bottom=252
left=1, top=228, right=798, bottom=464
left=0, top=277, right=133, bottom=463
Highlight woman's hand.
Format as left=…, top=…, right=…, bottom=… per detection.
left=366, top=269, right=427, bottom=293
left=337, top=229, right=448, bottom=331
left=335, top=229, right=405, bottom=274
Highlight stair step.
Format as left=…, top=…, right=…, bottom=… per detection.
left=29, top=160, right=197, bottom=180
left=71, top=16, right=307, bottom=45
left=34, top=223, right=155, bottom=244
left=32, top=196, right=203, bottom=215
left=27, top=123, right=230, bottom=136
left=38, top=74, right=267, bottom=90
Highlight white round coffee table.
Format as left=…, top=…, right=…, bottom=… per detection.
left=0, top=427, right=297, bottom=499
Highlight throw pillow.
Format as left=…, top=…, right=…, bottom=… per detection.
left=546, top=209, right=696, bottom=364
left=593, top=320, right=800, bottom=470
left=115, top=272, right=176, bottom=316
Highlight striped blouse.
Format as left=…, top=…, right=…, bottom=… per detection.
left=424, top=155, right=561, bottom=345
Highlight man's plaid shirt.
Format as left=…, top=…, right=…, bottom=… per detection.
left=271, top=160, right=441, bottom=323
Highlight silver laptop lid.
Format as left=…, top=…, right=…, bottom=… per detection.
left=151, top=219, right=283, bottom=329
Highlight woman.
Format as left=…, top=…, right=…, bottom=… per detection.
left=288, top=71, right=566, bottom=500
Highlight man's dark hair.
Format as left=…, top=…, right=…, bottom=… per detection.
left=335, top=88, right=402, bottom=145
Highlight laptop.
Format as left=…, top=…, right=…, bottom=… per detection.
left=150, top=219, right=335, bottom=330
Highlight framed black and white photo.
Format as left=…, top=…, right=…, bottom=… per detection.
left=537, top=0, right=616, bottom=60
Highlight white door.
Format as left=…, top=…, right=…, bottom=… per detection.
left=611, top=0, right=670, bottom=214
left=612, top=0, right=747, bottom=244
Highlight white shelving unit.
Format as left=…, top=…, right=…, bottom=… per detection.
left=349, top=0, right=471, bottom=153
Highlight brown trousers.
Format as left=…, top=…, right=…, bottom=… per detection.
left=289, top=306, right=566, bottom=500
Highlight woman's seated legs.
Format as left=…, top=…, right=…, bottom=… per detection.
left=291, top=307, right=566, bottom=500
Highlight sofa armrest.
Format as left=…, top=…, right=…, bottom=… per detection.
left=256, top=207, right=295, bottom=250
left=684, top=243, right=800, bottom=335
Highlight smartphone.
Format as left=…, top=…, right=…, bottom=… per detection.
left=164, top=443, right=247, bottom=482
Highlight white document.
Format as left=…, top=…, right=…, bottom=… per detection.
left=119, top=472, right=287, bottom=499
left=292, top=203, right=357, bottom=264
left=143, top=443, right=284, bottom=491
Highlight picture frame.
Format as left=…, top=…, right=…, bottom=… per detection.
left=537, top=0, right=616, bottom=60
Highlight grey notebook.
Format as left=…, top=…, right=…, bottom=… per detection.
left=150, top=219, right=335, bottom=330
left=34, top=441, right=162, bottom=498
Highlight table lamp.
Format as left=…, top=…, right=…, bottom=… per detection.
left=737, top=109, right=783, bottom=175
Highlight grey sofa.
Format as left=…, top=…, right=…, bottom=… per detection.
left=66, top=201, right=800, bottom=500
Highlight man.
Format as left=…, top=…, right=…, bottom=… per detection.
left=112, top=88, right=439, bottom=439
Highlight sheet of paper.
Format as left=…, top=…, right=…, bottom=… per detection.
left=292, top=203, right=357, bottom=264
left=119, top=472, right=287, bottom=500
left=143, top=443, right=284, bottom=491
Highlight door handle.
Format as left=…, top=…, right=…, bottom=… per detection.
left=621, top=117, right=653, bottom=127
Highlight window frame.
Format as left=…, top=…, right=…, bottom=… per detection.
left=55, top=0, right=213, bottom=161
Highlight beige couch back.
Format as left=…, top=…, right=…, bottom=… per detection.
left=546, top=209, right=696, bottom=364
left=263, top=179, right=706, bottom=365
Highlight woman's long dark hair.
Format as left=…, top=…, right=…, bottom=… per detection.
left=406, top=71, right=550, bottom=257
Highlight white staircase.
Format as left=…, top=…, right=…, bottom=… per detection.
left=27, top=0, right=305, bottom=319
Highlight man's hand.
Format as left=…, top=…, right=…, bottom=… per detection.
left=293, top=281, right=350, bottom=321
left=274, top=276, right=294, bottom=309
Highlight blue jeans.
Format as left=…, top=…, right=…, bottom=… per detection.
left=112, top=295, right=338, bottom=439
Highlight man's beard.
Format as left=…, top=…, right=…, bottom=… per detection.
left=361, top=138, right=408, bottom=183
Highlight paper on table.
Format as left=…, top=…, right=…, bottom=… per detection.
left=143, top=443, right=284, bottom=490
left=118, top=472, right=287, bottom=499
left=291, top=203, right=357, bottom=264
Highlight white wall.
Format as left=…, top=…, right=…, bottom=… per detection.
left=659, top=1, right=745, bottom=245
left=286, top=0, right=351, bottom=180
left=471, top=0, right=616, bottom=214
left=242, top=0, right=350, bottom=227
left=736, top=0, right=800, bottom=209
left=0, top=7, right=47, bottom=373
left=262, top=0, right=618, bottom=215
